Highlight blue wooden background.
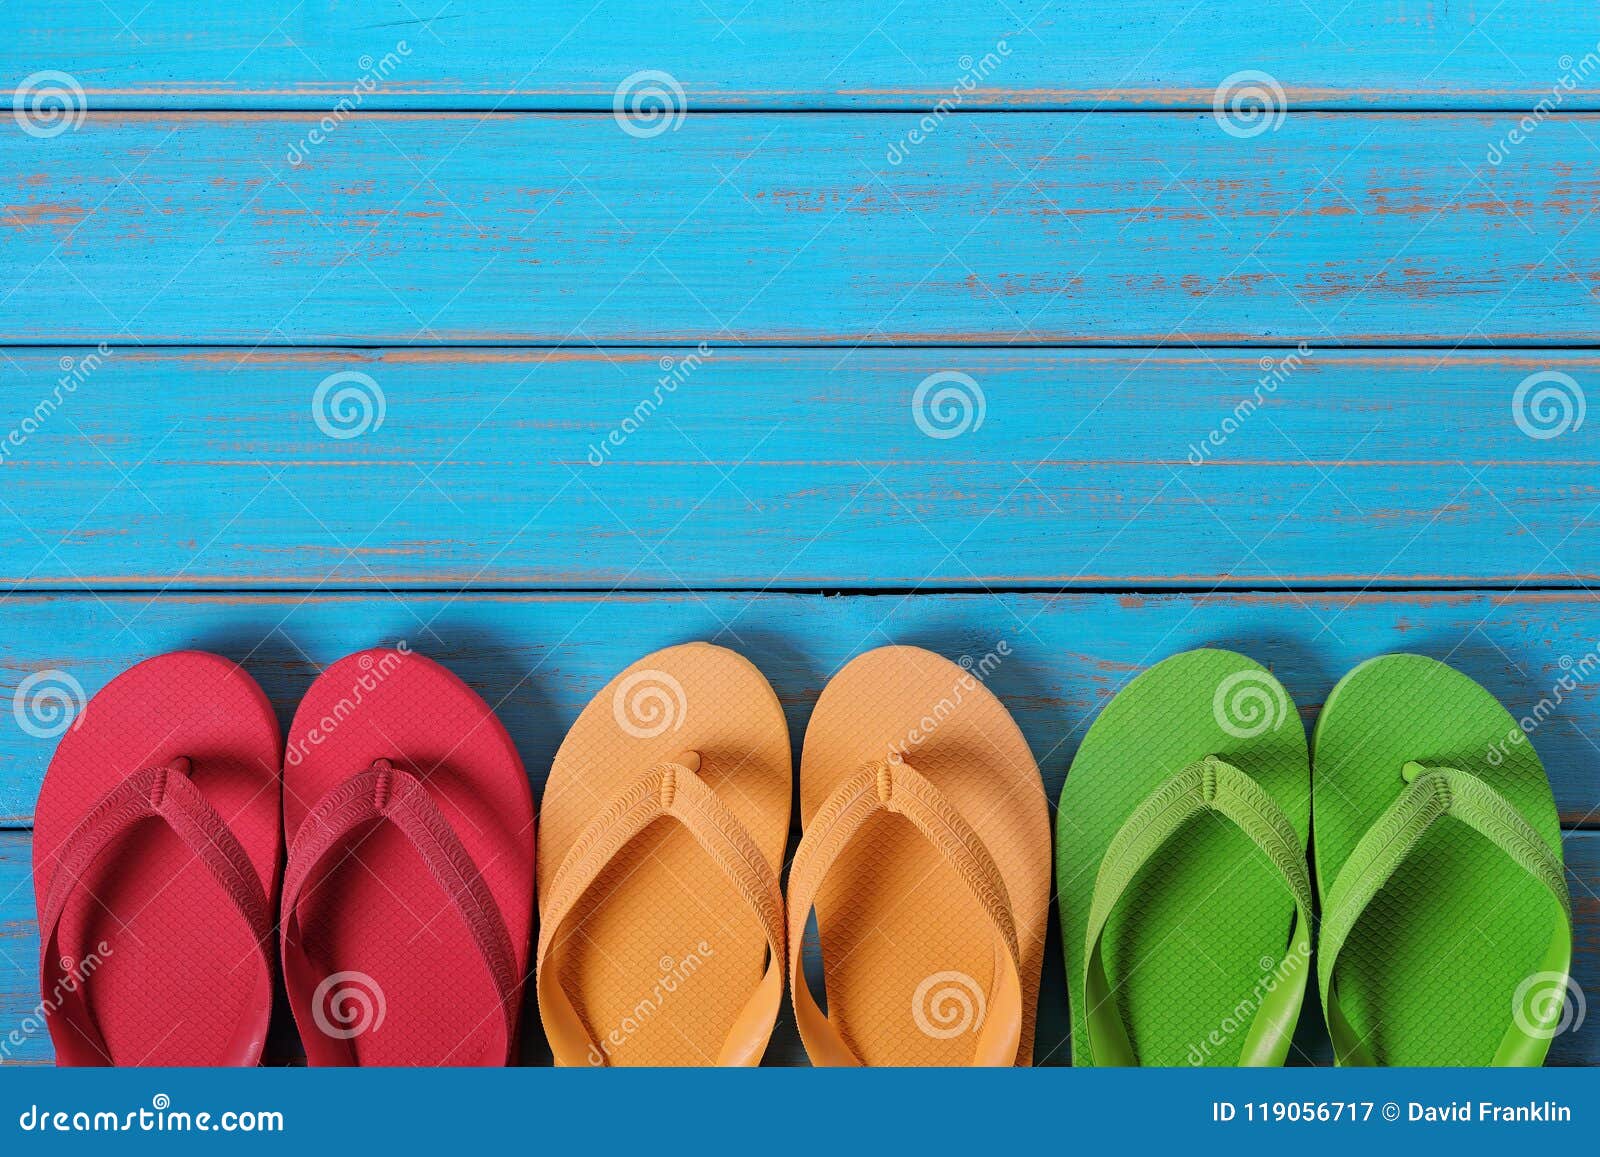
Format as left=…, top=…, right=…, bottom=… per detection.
left=1, top=1, right=1597, bottom=1066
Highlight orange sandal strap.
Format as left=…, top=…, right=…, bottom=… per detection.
left=785, top=756, right=1024, bottom=1066
left=535, top=758, right=785, bottom=1066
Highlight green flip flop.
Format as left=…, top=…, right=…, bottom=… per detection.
left=1058, top=648, right=1313, bottom=1066
left=1312, top=654, right=1572, bottom=1066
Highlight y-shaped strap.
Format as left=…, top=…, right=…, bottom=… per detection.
left=1083, top=755, right=1313, bottom=1066
left=37, top=758, right=274, bottom=1066
left=1319, top=762, right=1572, bottom=1066
left=786, top=756, right=1024, bottom=1066
left=280, top=759, right=521, bottom=1066
left=535, top=758, right=785, bottom=1066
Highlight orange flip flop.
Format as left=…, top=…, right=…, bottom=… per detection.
left=535, top=643, right=790, bottom=1066
left=786, top=645, right=1051, bottom=1066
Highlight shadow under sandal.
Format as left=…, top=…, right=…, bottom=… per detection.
left=32, top=651, right=282, bottom=1066
left=280, top=648, right=535, bottom=1066
left=536, top=642, right=790, bottom=1066
left=1058, top=648, right=1312, bottom=1066
left=787, top=645, right=1051, bottom=1066
left=1313, top=653, right=1572, bottom=1066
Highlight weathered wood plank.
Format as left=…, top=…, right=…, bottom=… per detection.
left=5, top=0, right=1597, bottom=109
left=3, top=827, right=1595, bottom=1066
left=1, top=591, right=1598, bottom=826
left=1, top=348, right=1597, bottom=590
left=5, top=114, right=1598, bottom=344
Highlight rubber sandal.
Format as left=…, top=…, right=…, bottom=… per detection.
left=536, top=642, right=790, bottom=1066
left=786, top=645, right=1051, bottom=1066
left=31, top=651, right=281, bottom=1066
left=280, top=648, right=534, bottom=1066
left=1057, top=648, right=1312, bottom=1066
left=1312, top=653, right=1572, bottom=1066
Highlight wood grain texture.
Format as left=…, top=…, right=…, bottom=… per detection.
left=1, top=591, right=1598, bottom=826
left=5, top=114, right=1599, bottom=345
left=3, top=826, right=1595, bottom=1066
left=1, top=348, right=1596, bottom=590
left=4, top=0, right=1597, bottom=109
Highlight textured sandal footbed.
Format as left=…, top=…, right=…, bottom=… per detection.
left=1057, top=648, right=1310, bottom=1066
left=1312, top=653, right=1564, bottom=1066
left=800, top=645, right=1052, bottom=1066
left=537, top=642, right=790, bottom=1066
left=32, top=651, right=282, bottom=1066
left=283, top=648, right=534, bottom=1066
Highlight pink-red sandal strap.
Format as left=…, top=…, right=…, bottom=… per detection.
left=280, top=759, right=520, bottom=1066
left=37, top=757, right=273, bottom=1066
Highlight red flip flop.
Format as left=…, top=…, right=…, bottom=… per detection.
left=31, top=651, right=282, bottom=1066
left=280, top=648, right=535, bottom=1066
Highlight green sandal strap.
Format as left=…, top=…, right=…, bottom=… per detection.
left=1083, top=755, right=1313, bottom=1066
left=1318, top=761, right=1573, bottom=1067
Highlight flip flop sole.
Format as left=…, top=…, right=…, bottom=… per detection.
left=800, top=645, right=1050, bottom=1066
left=282, top=648, right=534, bottom=1065
left=1058, top=648, right=1309, bottom=1066
left=32, top=651, right=281, bottom=1065
left=1312, top=654, right=1565, bottom=1065
left=538, top=642, right=790, bottom=1066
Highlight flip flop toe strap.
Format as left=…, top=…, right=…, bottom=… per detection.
left=280, top=760, right=521, bottom=1065
left=535, top=759, right=785, bottom=1066
left=786, top=756, right=1025, bottom=1067
left=1083, top=755, right=1313, bottom=1066
left=37, top=758, right=274, bottom=1066
left=1319, top=762, right=1572, bottom=1066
